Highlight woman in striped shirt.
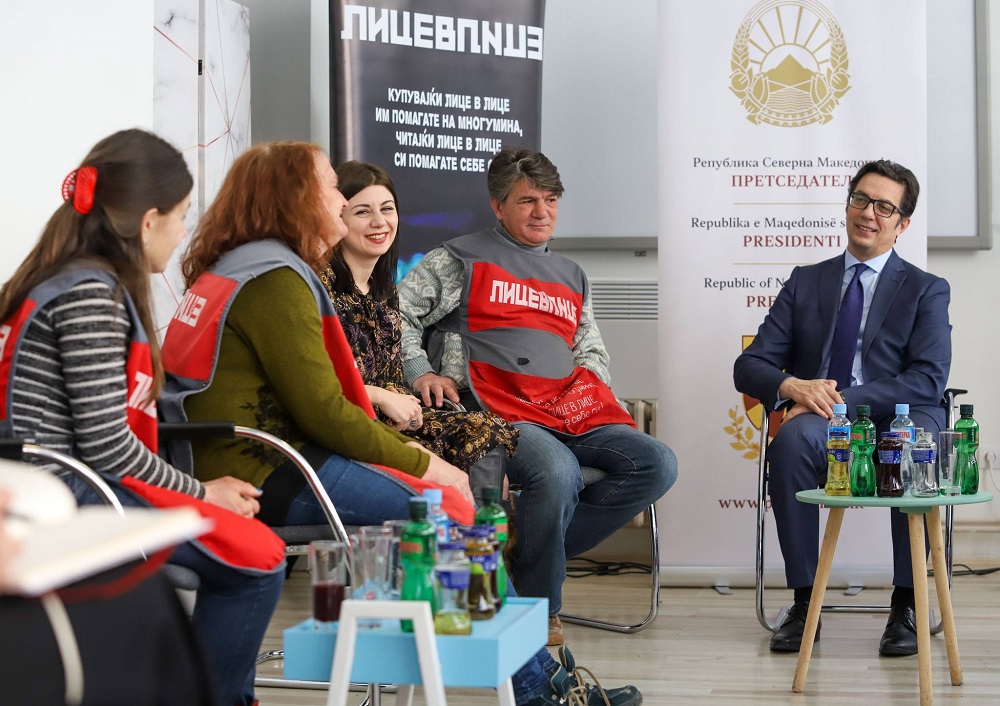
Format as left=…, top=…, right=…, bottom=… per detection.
left=0, top=129, right=284, bottom=706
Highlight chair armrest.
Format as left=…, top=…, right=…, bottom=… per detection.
left=0, top=438, right=124, bottom=515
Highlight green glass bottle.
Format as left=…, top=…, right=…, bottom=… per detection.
left=400, top=498, right=437, bottom=632
left=474, top=486, right=509, bottom=607
left=955, top=404, right=980, bottom=495
left=849, top=404, right=877, bottom=497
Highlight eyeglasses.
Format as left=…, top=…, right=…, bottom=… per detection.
left=848, top=192, right=902, bottom=219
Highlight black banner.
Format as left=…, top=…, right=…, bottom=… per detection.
left=330, top=0, right=545, bottom=274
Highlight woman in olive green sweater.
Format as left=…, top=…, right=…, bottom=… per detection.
left=165, top=142, right=473, bottom=526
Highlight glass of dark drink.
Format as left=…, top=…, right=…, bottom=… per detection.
left=309, top=540, right=348, bottom=625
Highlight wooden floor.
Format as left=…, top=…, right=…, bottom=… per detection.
left=256, top=567, right=1000, bottom=705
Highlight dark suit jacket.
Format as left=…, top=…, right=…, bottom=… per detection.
left=733, top=250, right=951, bottom=424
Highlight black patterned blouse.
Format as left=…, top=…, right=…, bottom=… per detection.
left=320, top=266, right=517, bottom=471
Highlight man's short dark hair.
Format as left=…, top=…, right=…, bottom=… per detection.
left=487, top=147, right=565, bottom=202
left=848, top=160, right=920, bottom=218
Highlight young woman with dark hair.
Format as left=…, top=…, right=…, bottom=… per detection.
left=0, top=128, right=284, bottom=706
left=320, top=160, right=517, bottom=495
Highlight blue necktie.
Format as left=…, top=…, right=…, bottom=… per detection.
left=828, top=264, right=867, bottom=390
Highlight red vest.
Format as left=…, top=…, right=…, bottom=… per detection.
left=443, top=229, right=634, bottom=435
left=0, top=268, right=157, bottom=447
left=0, top=267, right=284, bottom=571
left=160, top=240, right=474, bottom=524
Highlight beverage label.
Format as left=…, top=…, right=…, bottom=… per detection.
left=828, top=448, right=849, bottom=462
left=435, top=566, right=471, bottom=590
left=850, top=429, right=876, bottom=445
left=828, top=426, right=849, bottom=440
left=911, top=449, right=936, bottom=464
left=468, top=552, right=497, bottom=573
left=878, top=449, right=902, bottom=464
left=400, top=540, right=426, bottom=556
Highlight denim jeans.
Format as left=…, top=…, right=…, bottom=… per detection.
left=767, top=410, right=940, bottom=589
left=282, top=452, right=417, bottom=526
left=502, top=580, right=559, bottom=704
left=64, top=475, right=285, bottom=706
left=505, top=422, right=678, bottom=614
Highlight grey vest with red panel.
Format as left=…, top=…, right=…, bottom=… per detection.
left=441, top=227, right=633, bottom=435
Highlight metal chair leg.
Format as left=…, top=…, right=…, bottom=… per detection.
left=559, top=502, right=660, bottom=633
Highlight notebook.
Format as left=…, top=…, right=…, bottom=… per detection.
left=0, top=459, right=211, bottom=596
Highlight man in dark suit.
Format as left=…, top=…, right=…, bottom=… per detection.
left=734, top=159, right=952, bottom=655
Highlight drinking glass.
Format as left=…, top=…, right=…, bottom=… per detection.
left=350, top=527, right=393, bottom=627
left=309, top=540, right=348, bottom=626
left=938, top=430, right=963, bottom=497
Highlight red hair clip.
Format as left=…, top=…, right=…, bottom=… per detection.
left=61, top=166, right=98, bottom=215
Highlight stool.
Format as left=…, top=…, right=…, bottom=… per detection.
left=791, top=490, right=992, bottom=705
left=284, top=597, right=547, bottom=706
left=328, top=600, right=446, bottom=706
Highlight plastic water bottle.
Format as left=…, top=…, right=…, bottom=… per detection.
left=890, top=404, right=916, bottom=492
left=877, top=431, right=905, bottom=497
left=826, top=403, right=851, bottom=496
left=911, top=431, right=939, bottom=497
left=433, top=541, right=472, bottom=635
left=400, top=498, right=437, bottom=632
left=849, top=404, right=877, bottom=497
left=956, top=404, right=980, bottom=494
left=474, top=486, right=509, bottom=607
left=422, top=488, right=451, bottom=548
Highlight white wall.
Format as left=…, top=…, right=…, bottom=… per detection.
left=0, top=1, right=154, bottom=281
left=923, top=1, right=1000, bottom=528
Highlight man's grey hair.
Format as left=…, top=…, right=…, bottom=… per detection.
left=487, top=147, right=565, bottom=202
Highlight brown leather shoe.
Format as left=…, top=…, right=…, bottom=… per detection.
left=547, top=615, right=565, bottom=646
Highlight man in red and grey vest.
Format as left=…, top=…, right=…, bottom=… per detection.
left=398, top=147, right=678, bottom=647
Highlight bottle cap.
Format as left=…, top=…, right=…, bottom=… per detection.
left=895, top=403, right=909, bottom=414
left=408, top=497, right=428, bottom=519
left=422, top=488, right=443, bottom=505
left=856, top=404, right=871, bottom=416
left=833, top=403, right=847, bottom=415
left=960, top=404, right=974, bottom=416
left=481, top=486, right=501, bottom=504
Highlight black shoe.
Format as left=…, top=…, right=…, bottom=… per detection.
left=879, top=604, right=918, bottom=656
left=769, top=602, right=821, bottom=653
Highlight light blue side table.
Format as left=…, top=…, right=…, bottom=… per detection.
left=791, top=490, right=992, bottom=705
left=284, top=597, right=547, bottom=705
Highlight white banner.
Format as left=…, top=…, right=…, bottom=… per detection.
left=657, top=0, right=927, bottom=586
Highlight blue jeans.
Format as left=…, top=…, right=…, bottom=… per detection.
left=64, top=475, right=285, bottom=706
left=283, top=453, right=417, bottom=526
left=502, top=580, right=560, bottom=705
left=505, top=422, right=678, bottom=614
left=767, top=410, right=940, bottom=589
